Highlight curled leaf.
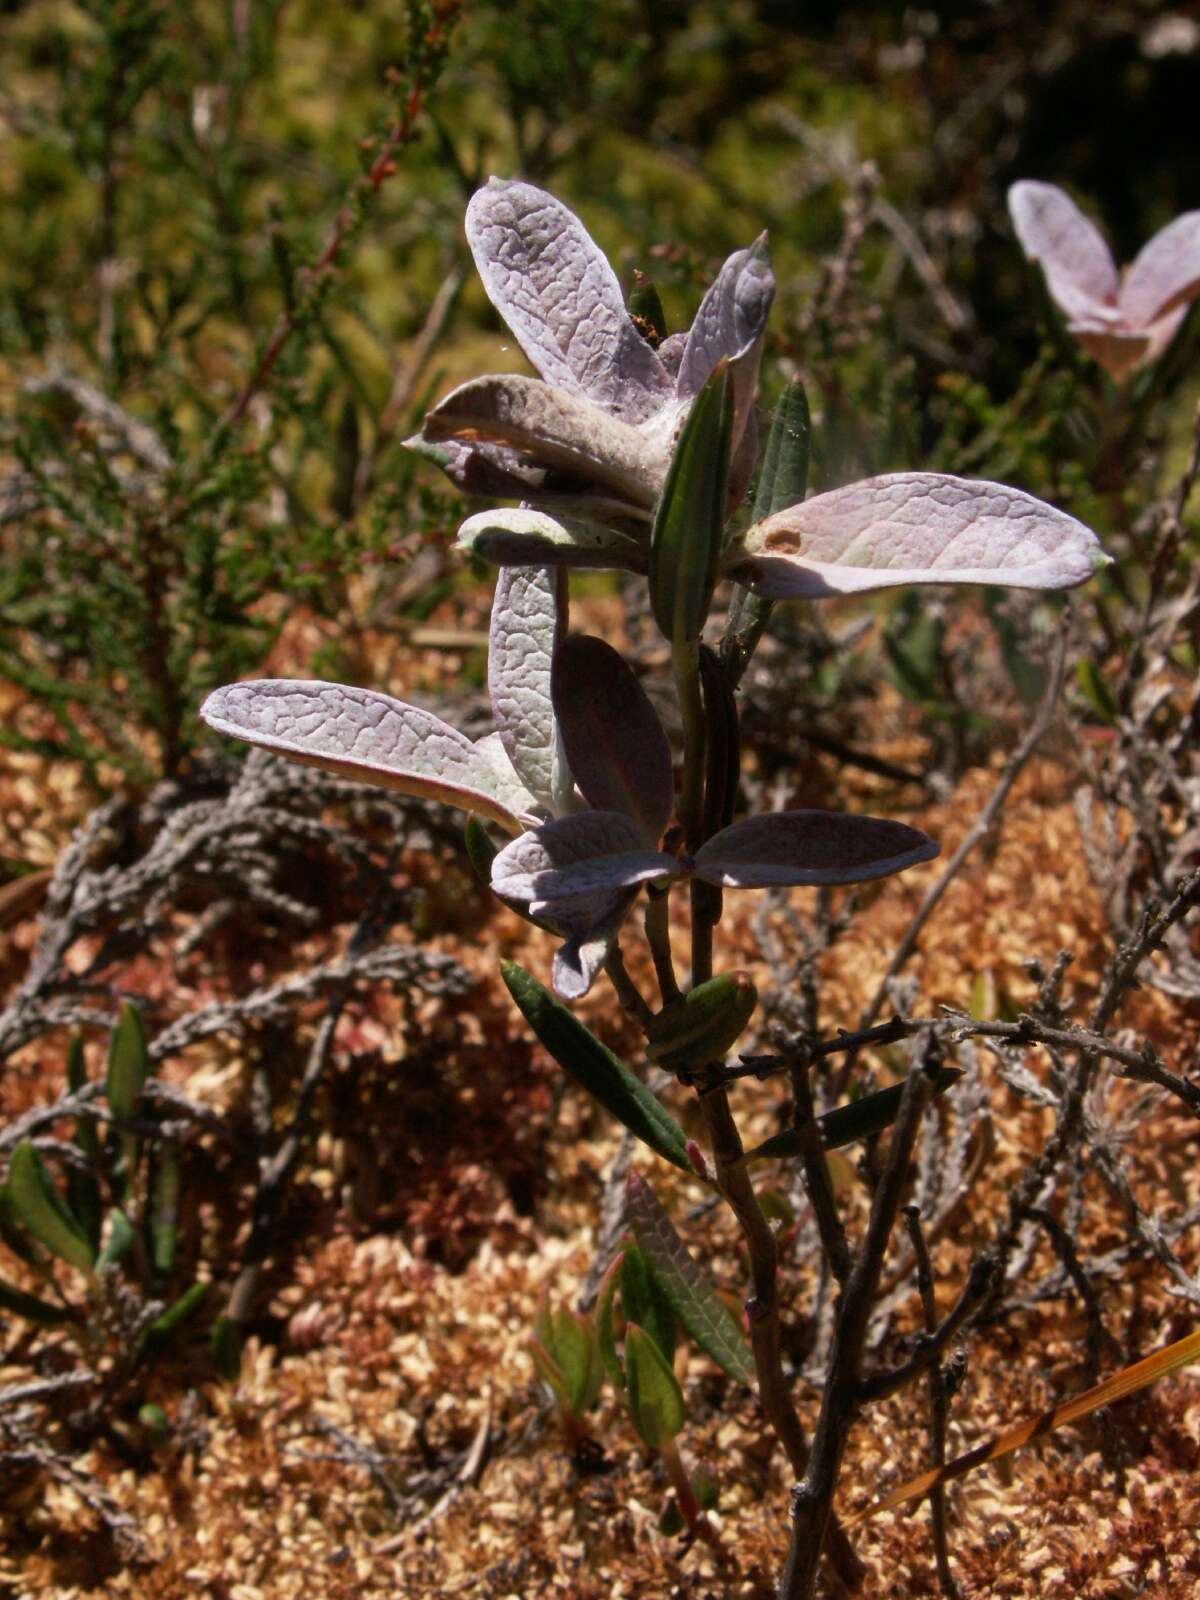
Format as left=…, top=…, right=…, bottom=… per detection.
left=492, top=812, right=682, bottom=906
left=457, top=507, right=647, bottom=570
left=423, top=375, right=661, bottom=510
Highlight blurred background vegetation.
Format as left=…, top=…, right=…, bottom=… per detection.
left=1, top=0, right=1198, bottom=788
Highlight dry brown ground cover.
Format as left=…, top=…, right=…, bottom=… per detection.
left=2, top=605, right=1199, bottom=1600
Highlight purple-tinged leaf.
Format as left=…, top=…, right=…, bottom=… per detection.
left=1119, top=210, right=1200, bottom=329
left=457, top=508, right=648, bottom=571
left=466, top=178, right=672, bottom=425
left=677, top=234, right=774, bottom=459
left=492, top=812, right=682, bottom=906
left=402, top=434, right=546, bottom=499
left=551, top=635, right=674, bottom=839
left=200, top=680, right=529, bottom=832
left=1068, top=322, right=1151, bottom=382
left=1008, top=180, right=1118, bottom=321
left=732, top=472, right=1107, bottom=599
left=693, top=809, right=939, bottom=888
left=423, top=375, right=662, bottom=509
left=626, top=1170, right=755, bottom=1385
left=549, top=887, right=640, bottom=1001
left=490, top=566, right=571, bottom=814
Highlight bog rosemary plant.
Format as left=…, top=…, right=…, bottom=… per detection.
left=202, top=182, right=1107, bottom=1596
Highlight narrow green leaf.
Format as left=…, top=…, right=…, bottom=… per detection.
left=66, top=1032, right=102, bottom=1254
left=752, top=379, right=810, bottom=521
left=0, top=1183, right=43, bottom=1269
left=620, top=1244, right=677, bottom=1364
left=5, top=1141, right=96, bottom=1274
left=626, top=1170, right=755, bottom=1384
left=501, top=961, right=691, bottom=1171
left=106, top=1001, right=150, bottom=1191
left=150, top=1138, right=181, bottom=1277
left=747, top=1066, right=963, bottom=1161
left=0, top=1276, right=71, bottom=1326
left=648, top=363, right=733, bottom=644
left=624, top=1321, right=686, bottom=1449
left=145, top=1279, right=209, bottom=1343
left=97, top=1207, right=135, bottom=1270
left=464, top=816, right=498, bottom=885
left=210, top=1313, right=242, bottom=1381
left=106, top=1000, right=150, bottom=1119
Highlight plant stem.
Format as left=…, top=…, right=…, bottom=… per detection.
left=659, top=1433, right=723, bottom=1553
left=779, top=1061, right=933, bottom=1600
left=644, top=889, right=681, bottom=1005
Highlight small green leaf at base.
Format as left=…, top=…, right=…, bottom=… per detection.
left=626, top=1170, right=755, bottom=1384
left=624, top=1321, right=686, bottom=1449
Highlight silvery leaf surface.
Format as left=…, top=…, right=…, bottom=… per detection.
left=466, top=178, right=673, bottom=425
left=201, top=681, right=532, bottom=831
left=1008, top=180, right=1119, bottom=322
left=551, top=635, right=674, bottom=840
left=471, top=732, right=543, bottom=819
left=457, top=507, right=648, bottom=571
left=677, top=235, right=774, bottom=458
left=404, top=434, right=548, bottom=499
left=732, top=472, right=1106, bottom=598
left=491, top=812, right=682, bottom=906
left=1119, top=210, right=1200, bottom=328
left=693, top=810, right=939, bottom=888
left=489, top=566, right=572, bottom=813
left=423, top=374, right=662, bottom=509
left=547, top=887, right=640, bottom=1000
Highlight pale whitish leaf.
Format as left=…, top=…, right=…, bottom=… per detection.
left=466, top=178, right=672, bottom=424
left=626, top=1170, right=755, bottom=1385
left=693, top=810, right=939, bottom=888
left=551, top=635, right=673, bottom=838
left=201, top=680, right=528, bottom=831
left=457, top=507, right=648, bottom=569
left=491, top=812, right=682, bottom=906
left=677, top=234, right=774, bottom=458
left=1119, top=210, right=1200, bottom=328
left=423, top=375, right=662, bottom=509
left=1008, top=180, right=1118, bottom=322
left=734, top=472, right=1107, bottom=599
left=549, top=886, right=639, bottom=1001
left=470, top=733, right=542, bottom=818
left=489, top=566, right=571, bottom=813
